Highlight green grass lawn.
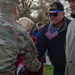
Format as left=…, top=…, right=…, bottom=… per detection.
left=43, top=64, right=54, bottom=75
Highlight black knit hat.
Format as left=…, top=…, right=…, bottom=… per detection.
left=48, top=2, right=64, bottom=13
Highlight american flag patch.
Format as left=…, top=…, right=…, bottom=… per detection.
left=45, top=28, right=58, bottom=40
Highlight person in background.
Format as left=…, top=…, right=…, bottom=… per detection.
left=17, top=17, right=44, bottom=75
left=0, top=0, right=41, bottom=75
left=65, top=0, right=75, bottom=75
left=35, top=1, right=71, bottom=75
left=32, top=22, right=43, bottom=38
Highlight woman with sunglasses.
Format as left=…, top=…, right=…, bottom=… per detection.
left=35, top=1, right=71, bottom=75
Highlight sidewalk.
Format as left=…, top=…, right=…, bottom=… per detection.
left=45, top=56, right=52, bottom=65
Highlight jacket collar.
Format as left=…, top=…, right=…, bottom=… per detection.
left=48, top=17, right=68, bottom=33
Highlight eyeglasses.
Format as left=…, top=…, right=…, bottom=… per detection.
left=47, top=13, right=58, bottom=17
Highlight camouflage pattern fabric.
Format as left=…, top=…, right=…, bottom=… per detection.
left=0, top=0, right=18, bottom=3
left=0, top=15, right=41, bottom=75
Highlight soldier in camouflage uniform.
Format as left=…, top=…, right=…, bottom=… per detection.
left=0, top=0, right=41, bottom=75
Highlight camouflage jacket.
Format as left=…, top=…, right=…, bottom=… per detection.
left=0, top=15, right=41, bottom=75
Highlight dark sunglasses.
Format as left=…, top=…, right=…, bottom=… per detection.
left=47, top=13, right=58, bottom=17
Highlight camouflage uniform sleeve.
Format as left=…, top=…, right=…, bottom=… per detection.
left=21, top=35, right=42, bottom=72
left=16, top=24, right=42, bottom=72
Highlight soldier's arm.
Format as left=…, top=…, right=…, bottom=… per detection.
left=16, top=24, right=42, bottom=72
left=21, top=35, right=42, bottom=72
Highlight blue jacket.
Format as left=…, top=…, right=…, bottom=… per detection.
left=35, top=17, right=71, bottom=70
left=32, top=29, right=39, bottom=38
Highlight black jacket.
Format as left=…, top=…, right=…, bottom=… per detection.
left=35, top=17, right=71, bottom=70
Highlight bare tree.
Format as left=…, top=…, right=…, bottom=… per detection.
left=18, top=0, right=36, bottom=18
left=17, top=0, right=71, bottom=23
